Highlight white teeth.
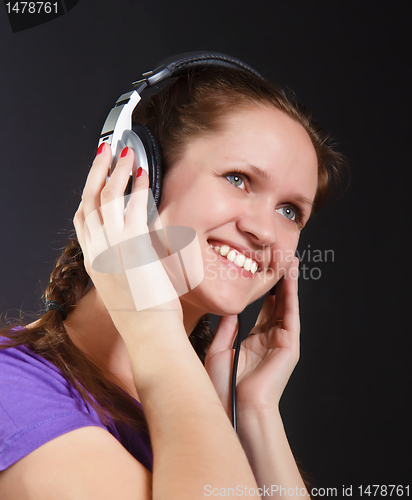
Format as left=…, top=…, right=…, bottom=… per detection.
left=243, top=258, right=253, bottom=272
left=226, top=250, right=236, bottom=262
left=220, top=245, right=230, bottom=256
left=211, top=243, right=259, bottom=274
left=233, top=254, right=246, bottom=267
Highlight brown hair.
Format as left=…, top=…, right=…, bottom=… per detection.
left=135, top=67, right=346, bottom=212
left=1, top=66, right=346, bottom=432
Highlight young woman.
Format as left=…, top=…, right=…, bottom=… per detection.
left=0, top=62, right=344, bottom=498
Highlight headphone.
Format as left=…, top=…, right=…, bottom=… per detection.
left=97, top=52, right=269, bottom=430
left=97, top=51, right=265, bottom=219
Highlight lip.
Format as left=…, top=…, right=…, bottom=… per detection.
left=207, top=238, right=264, bottom=273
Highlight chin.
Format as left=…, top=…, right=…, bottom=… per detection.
left=185, top=279, right=254, bottom=317
left=207, top=301, right=245, bottom=317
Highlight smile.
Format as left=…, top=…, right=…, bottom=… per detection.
left=210, top=244, right=259, bottom=274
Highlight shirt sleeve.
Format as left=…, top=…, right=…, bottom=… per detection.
left=0, top=342, right=107, bottom=471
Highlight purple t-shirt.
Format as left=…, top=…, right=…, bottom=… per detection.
left=0, top=338, right=152, bottom=472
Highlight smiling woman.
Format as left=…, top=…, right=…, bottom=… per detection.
left=0, top=59, right=345, bottom=499
left=157, top=105, right=318, bottom=320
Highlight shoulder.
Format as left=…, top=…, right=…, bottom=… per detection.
left=0, top=339, right=107, bottom=472
left=0, top=426, right=152, bottom=499
left=0, top=340, right=152, bottom=498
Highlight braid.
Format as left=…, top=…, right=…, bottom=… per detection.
left=189, top=314, right=214, bottom=364
left=44, top=236, right=89, bottom=318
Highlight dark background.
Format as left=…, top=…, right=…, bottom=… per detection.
left=1, top=0, right=410, bottom=494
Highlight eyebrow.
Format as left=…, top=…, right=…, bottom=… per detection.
left=295, top=194, right=314, bottom=208
left=295, top=194, right=315, bottom=217
left=249, top=164, right=271, bottom=180
left=249, top=165, right=315, bottom=211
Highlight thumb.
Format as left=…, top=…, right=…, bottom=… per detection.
left=208, top=315, right=238, bottom=354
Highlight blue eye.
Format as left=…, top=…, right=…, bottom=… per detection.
left=226, top=173, right=246, bottom=190
left=277, top=206, right=297, bottom=221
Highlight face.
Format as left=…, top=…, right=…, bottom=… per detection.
left=157, top=105, right=318, bottom=321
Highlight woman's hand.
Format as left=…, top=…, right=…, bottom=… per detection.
left=205, top=257, right=300, bottom=418
left=73, top=144, right=183, bottom=334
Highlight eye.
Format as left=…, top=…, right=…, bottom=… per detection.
left=225, top=172, right=246, bottom=190
left=277, top=206, right=297, bottom=221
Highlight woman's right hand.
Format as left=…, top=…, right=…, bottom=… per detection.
left=73, top=144, right=183, bottom=336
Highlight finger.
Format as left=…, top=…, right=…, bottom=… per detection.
left=269, top=275, right=285, bottom=326
left=253, top=293, right=277, bottom=328
left=119, top=168, right=160, bottom=277
left=279, top=257, right=300, bottom=333
left=73, top=200, right=97, bottom=277
left=101, top=147, right=136, bottom=246
left=208, top=315, right=238, bottom=354
left=124, top=167, right=150, bottom=237
left=73, top=203, right=88, bottom=263
left=84, top=208, right=110, bottom=265
left=79, top=144, right=113, bottom=260
left=81, top=143, right=112, bottom=220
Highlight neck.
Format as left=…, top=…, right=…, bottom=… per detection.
left=64, top=287, right=139, bottom=397
left=63, top=287, right=206, bottom=399
left=181, top=298, right=208, bottom=335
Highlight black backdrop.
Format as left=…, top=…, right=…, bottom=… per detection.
left=1, top=0, right=411, bottom=495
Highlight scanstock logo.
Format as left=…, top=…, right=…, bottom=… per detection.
left=84, top=189, right=204, bottom=312
left=4, top=0, right=80, bottom=32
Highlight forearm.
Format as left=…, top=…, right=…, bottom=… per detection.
left=237, top=408, right=309, bottom=499
left=119, top=315, right=261, bottom=499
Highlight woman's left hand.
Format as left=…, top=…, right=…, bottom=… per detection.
left=205, top=257, right=300, bottom=418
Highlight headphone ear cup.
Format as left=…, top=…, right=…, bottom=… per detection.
left=131, top=123, right=163, bottom=214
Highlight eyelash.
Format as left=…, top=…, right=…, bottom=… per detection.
left=224, top=170, right=304, bottom=227
left=224, top=170, right=249, bottom=190
left=278, top=206, right=304, bottom=227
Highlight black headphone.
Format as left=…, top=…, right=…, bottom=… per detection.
left=97, top=51, right=264, bottom=218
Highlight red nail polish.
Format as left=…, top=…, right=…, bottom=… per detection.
left=96, top=143, right=104, bottom=155
left=136, top=167, right=143, bottom=178
left=120, top=147, right=129, bottom=158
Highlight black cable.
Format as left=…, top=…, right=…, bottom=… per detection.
left=230, top=289, right=276, bottom=431
left=231, top=314, right=242, bottom=432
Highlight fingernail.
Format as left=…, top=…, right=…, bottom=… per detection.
left=96, top=143, right=104, bottom=155
left=136, top=167, right=143, bottom=177
left=120, top=147, right=129, bottom=158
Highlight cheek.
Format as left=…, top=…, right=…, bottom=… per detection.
left=158, top=173, right=197, bottom=224
left=161, top=177, right=236, bottom=229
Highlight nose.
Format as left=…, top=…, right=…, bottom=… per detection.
left=236, top=201, right=277, bottom=248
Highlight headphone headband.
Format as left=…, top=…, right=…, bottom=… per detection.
left=99, top=52, right=263, bottom=150
left=135, top=51, right=264, bottom=88
left=98, top=52, right=265, bottom=218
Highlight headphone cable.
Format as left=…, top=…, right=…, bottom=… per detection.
left=231, top=315, right=242, bottom=432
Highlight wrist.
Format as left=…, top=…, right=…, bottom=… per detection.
left=110, top=306, right=186, bottom=348
left=235, top=404, right=285, bottom=451
left=235, top=406, right=308, bottom=495
left=236, top=401, right=281, bottom=423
